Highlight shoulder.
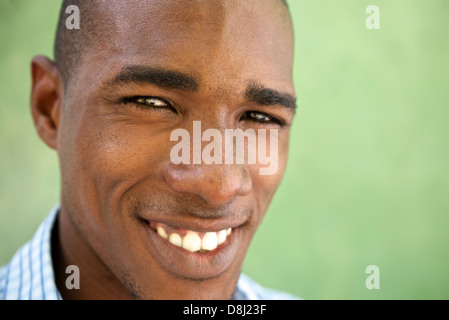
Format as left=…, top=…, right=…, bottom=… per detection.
left=0, top=242, right=26, bottom=300
left=233, top=273, right=301, bottom=300
left=0, top=205, right=61, bottom=300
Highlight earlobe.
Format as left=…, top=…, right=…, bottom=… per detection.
left=30, top=55, right=63, bottom=150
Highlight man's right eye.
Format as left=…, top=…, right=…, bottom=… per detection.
left=122, top=96, right=175, bottom=112
left=135, top=97, right=168, bottom=108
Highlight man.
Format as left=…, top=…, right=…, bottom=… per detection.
left=1, top=0, right=297, bottom=300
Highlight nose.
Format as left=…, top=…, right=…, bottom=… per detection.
left=163, top=162, right=252, bottom=208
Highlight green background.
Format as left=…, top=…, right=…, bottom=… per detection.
left=1, top=0, right=448, bottom=299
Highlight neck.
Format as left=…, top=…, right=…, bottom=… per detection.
left=52, top=208, right=135, bottom=300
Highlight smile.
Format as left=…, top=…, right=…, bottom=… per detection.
left=142, top=218, right=243, bottom=279
left=149, top=221, right=232, bottom=253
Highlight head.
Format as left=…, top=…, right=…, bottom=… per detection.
left=31, top=0, right=295, bottom=299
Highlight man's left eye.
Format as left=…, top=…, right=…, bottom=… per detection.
left=241, top=111, right=283, bottom=126
left=248, top=111, right=271, bottom=122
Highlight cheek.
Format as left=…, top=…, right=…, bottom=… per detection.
left=60, top=108, right=171, bottom=220
left=249, top=131, right=289, bottom=213
left=79, top=122, right=168, bottom=187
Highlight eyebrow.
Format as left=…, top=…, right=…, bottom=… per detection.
left=105, top=65, right=296, bottom=110
left=245, top=80, right=297, bottom=111
left=105, top=65, right=199, bottom=91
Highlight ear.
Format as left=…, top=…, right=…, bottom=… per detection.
left=30, top=55, right=64, bottom=150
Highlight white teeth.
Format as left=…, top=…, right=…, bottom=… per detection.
left=182, top=232, right=202, bottom=253
left=156, top=225, right=233, bottom=252
left=217, top=230, right=227, bottom=245
left=168, top=233, right=182, bottom=247
left=202, top=232, right=218, bottom=251
left=157, top=226, right=168, bottom=240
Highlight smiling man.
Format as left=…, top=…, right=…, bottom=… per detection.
left=0, top=0, right=297, bottom=300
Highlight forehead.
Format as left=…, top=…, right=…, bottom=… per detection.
left=81, top=0, right=293, bottom=92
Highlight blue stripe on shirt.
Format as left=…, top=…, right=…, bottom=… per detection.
left=39, top=216, right=46, bottom=300
left=2, top=257, right=11, bottom=299
left=18, top=245, right=23, bottom=299
left=28, top=241, right=32, bottom=299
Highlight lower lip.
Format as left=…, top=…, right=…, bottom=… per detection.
left=142, top=220, right=241, bottom=280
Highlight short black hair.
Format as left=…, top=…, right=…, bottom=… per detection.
left=54, top=0, right=99, bottom=88
left=54, top=0, right=290, bottom=88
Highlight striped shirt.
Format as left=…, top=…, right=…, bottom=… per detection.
left=0, top=204, right=298, bottom=300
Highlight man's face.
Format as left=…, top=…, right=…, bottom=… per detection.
left=57, top=0, right=295, bottom=298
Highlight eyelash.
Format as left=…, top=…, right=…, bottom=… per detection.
left=121, top=96, right=284, bottom=126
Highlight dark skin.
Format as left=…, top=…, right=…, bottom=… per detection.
left=31, top=0, right=295, bottom=299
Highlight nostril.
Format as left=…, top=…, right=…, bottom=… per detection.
left=200, top=174, right=252, bottom=207
left=162, top=162, right=252, bottom=207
